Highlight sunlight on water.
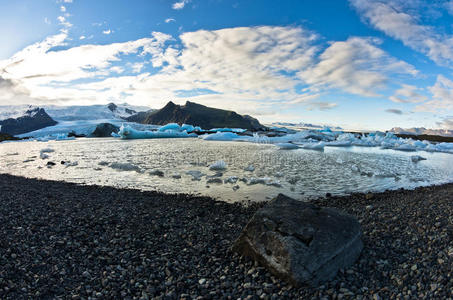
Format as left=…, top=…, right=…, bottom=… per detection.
left=1, top=138, right=453, bottom=202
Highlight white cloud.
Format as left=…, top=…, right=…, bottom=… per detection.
left=102, top=29, right=112, bottom=35
left=0, top=25, right=420, bottom=117
left=44, top=17, right=51, bottom=25
left=60, top=5, right=66, bottom=12
left=79, top=35, right=86, bottom=40
left=299, top=37, right=417, bottom=97
left=172, top=0, right=190, bottom=10
left=416, top=75, right=453, bottom=111
left=57, top=15, right=72, bottom=28
left=305, top=102, right=338, bottom=111
left=165, top=18, right=176, bottom=23
left=350, top=0, right=453, bottom=67
left=438, top=116, right=453, bottom=129
left=389, top=84, right=427, bottom=103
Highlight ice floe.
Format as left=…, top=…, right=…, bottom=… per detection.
left=109, top=162, right=142, bottom=173
left=118, top=125, right=197, bottom=139
left=209, top=160, right=227, bottom=170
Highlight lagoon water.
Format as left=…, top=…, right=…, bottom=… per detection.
left=1, top=138, right=453, bottom=202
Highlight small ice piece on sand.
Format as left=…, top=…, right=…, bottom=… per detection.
left=411, top=155, right=427, bottom=162
left=351, top=165, right=359, bottom=172
left=247, top=177, right=270, bottom=185
left=149, top=170, right=164, bottom=177
left=275, top=143, right=299, bottom=150
left=98, top=161, right=109, bottom=166
left=209, top=160, right=227, bottom=171
left=186, top=170, right=204, bottom=181
left=40, top=153, right=49, bottom=160
left=224, top=176, right=238, bottom=184
left=336, top=158, right=344, bottom=164
left=109, top=162, right=142, bottom=173
left=171, top=173, right=181, bottom=179
left=244, top=165, right=255, bottom=172
left=232, top=185, right=240, bottom=191
left=6, top=152, right=19, bottom=156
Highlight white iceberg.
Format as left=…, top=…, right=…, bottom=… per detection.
left=118, top=125, right=197, bottom=139
left=275, top=143, right=299, bottom=150
left=201, top=132, right=242, bottom=141
left=159, top=123, right=181, bottom=132
left=411, top=155, right=427, bottom=162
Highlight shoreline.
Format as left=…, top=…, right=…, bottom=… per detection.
left=0, top=174, right=451, bottom=299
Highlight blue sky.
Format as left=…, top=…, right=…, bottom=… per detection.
left=1, top=0, right=453, bottom=130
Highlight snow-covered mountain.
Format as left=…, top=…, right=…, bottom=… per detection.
left=0, top=103, right=152, bottom=122
left=0, top=107, right=57, bottom=135
left=390, top=127, right=453, bottom=137
left=43, top=103, right=152, bottom=121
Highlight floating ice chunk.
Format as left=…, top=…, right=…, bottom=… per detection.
left=252, top=132, right=270, bottom=144
left=171, top=173, right=181, bottom=179
left=266, top=180, right=282, bottom=187
left=244, top=165, right=255, bottom=172
left=209, top=160, right=227, bottom=170
left=201, top=132, right=242, bottom=141
left=275, top=143, right=298, bottom=150
left=181, top=124, right=195, bottom=132
left=336, top=158, right=344, bottom=164
left=351, top=165, right=359, bottom=172
left=40, top=148, right=55, bottom=154
left=149, top=169, right=164, bottom=177
left=209, top=128, right=246, bottom=133
left=119, top=125, right=196, bottom=139
left=207, top=178, right=222, bottom=184
left=300, top=142, right=325, bottom=150
left=109, top=162, right=142, bottom=173
left=394, top=144, right=416, bottom=152
left=40, top=152, right=49, bottom=159
left=224, top=176, right=238, bottom=184
left=247, top=177, right=269, bottom=185
left=186, top=170, right=204, bottom=181
left=327, top=140, right=352, bottom=147
left=111, top=132, right=120, bottom=138
left=411, top=155, right=427, bottom=162
left=63, top=161, right=78, bottom=167
left=159, top=123, right=180, bottom=132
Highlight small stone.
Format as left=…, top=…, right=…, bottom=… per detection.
left=411, top=264, right=417, bottom=271
left=198, top=278, right=206, bottom=285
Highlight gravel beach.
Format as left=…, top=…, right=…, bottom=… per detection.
left=0, top=173, right=451, bottom=299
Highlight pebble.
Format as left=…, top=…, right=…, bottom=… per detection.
left=0, top=174, right=451, bottom=299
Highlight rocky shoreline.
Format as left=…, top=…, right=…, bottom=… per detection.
left=0, top=174, right=451, bottom=299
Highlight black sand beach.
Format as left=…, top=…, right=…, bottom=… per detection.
left=0, top=174, right=451, bottom=299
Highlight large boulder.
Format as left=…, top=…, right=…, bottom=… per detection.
left=90, top=123, right=120, bottom=137
left=232, top=194, right=363, bottom=286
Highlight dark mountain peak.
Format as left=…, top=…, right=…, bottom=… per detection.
left=0, top=107, right=57, bottom=136
left=107, top=103, right=118, bottom=112
left=126, top=100, right=267, bottom=131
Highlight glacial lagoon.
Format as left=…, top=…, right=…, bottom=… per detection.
left=1, top=138, right=453, bottom=202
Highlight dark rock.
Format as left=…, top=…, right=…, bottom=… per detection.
left=107, top=103, right=117, bottom=112
left=0, top=133, right=20, bottom=142
left=68, top=131, right=86, bottom=138
left=0, top=107, right=57, bottom=135
left=46, top=161, right=56, bottom=167
left=90, top=123, right=120, bottom=137
left=149, top=170, right=164, bottom=177
left=232, top=194, right=363, bottom=287
left=126, top=101, right=267, bottom=131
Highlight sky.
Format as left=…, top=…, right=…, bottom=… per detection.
left=0, top=0, right=453, bottom=131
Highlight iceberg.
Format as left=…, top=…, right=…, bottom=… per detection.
left=201, top=132, right=243, bottom=141
left=411, top=155, right=427, bottom=162
left=275, top=143, right=299, bottom=150
left=209, top=128, right=247, bottom=133
left=159, top=123, right=181, bottom=132
left=118, top=125, right=197, bottom=139
left=300, top=141, right=325, bottom=150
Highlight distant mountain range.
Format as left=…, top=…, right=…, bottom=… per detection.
left=390, top=127, right=453, bottom=137
left=127, top=101, right=267, bottom=131
left=272, top=122, right=343, bottom=130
